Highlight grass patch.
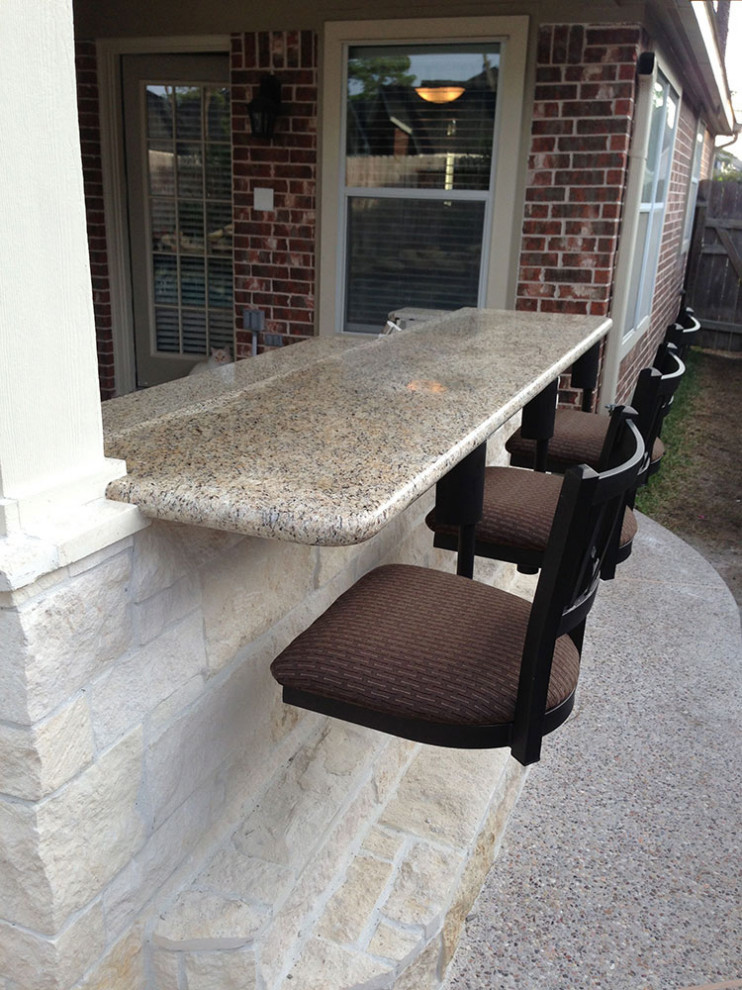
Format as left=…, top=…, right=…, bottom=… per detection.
left=634, top=348, right=702, bottom=520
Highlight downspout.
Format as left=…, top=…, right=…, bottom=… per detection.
left=600, top=54, right=657, bottom=409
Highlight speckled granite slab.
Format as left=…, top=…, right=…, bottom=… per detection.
left=104, top=309, right=610, bottom=545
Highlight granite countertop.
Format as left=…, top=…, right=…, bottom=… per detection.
left=104, top=309, right=611, bottom=545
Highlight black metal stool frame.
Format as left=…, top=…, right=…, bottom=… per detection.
left=273, top=409, right=644, bottom=766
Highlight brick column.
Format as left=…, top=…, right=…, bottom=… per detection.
left=231, top=31, right=318, bottom=356
left=517, top=25, right=641, bottom=320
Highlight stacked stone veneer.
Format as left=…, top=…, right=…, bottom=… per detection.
left=0, top=427, right=521, bottom=989
left=231, top=31, right=318, bottom=358
left=75, top=41, right=116, bottom=400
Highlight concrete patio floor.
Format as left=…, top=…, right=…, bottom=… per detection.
left=443, top=513, right=742, bottom=990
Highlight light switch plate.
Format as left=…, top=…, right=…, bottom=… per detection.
left=254, top=187, right=274, bottom=211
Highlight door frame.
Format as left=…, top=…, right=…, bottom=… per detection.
left=97, top=36, right=230, bottom=396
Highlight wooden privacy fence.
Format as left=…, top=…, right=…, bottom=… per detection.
left=686, top=178, right=742, bottom=351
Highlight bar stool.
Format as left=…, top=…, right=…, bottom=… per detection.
left=426, top=346, right=682, bottom=579
left=271, top=408, right=644, bottom=767
left=665, top=306, right=701, bottom=360
left=517, top=341, right=602, bottom=473
left=505, top=342, right=684, bottom=479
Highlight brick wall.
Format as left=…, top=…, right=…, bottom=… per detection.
left=518, top=24, right=640, bottom=408
left=231, top=31, right=318, bottom=357
left=518, top=25, right=640, bottom=320
left=75, top=41, right=116, bottom=400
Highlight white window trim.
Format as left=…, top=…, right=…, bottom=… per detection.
left=317, top=16, right=529, bottom=336
left=601, top=54, right=682, bottom=406
left=681, top=121, right=705, bottom=255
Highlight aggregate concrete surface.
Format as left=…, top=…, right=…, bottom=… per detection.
left=444, top=514, right=742, bottom=990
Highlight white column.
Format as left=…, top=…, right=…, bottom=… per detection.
left=0, top=0, right=127, bottom=537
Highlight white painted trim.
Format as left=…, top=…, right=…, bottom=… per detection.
left=601, top=58, right=681, bottom=407
left=681, top=120, right=705, bottom=255
left=690, top=0, right=736, bottom=133
left=317, top=16, right=529, bottom=336
left=96, top=36, right=231, bottom=395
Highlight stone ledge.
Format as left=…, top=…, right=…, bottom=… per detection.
left=149, top=719, right=526, bottom=990
left=0, top=498, right=148, bottom=594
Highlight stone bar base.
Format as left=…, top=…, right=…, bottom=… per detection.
left=0, top=421, right=521, bottom=989
left=150, top=720, right=525, bottom=990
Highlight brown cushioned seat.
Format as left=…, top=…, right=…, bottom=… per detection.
left=271, top=564, right=580, bottom=728
left=505, top=407, right=664, bottom=474
left=426, top=465, right=637, bottom=555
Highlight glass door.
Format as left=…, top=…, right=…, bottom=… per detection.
left=122, top=54, right=232, bottom=386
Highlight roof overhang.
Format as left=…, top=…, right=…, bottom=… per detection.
left=647, top=0, right=736, bottom=135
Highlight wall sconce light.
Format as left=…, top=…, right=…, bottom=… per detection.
left=248, top=74, right=282, bottom=138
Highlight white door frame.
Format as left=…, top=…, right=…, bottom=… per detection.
left=96, top=36, right=230, bottom=395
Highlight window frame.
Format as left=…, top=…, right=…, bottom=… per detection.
left=317, top=17, right=529, bottom=336
left=622, top=67, right=680, bottom=345
left=681, top=121, right=705, bottom=254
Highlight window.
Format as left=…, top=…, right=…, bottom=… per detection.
left=319, top=18, right=528, bottom=335
left=342, top=43, right=500, bottom=331
left=622, top=70, right=679, bottom=340
left=682, top=124, right=705, bottom=252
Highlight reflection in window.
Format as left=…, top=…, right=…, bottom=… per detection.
left=145, top=84, right=233, bottom=355
left=623, top=70, right=679, bottom=339
left=342, top=43, right=500, bottom=331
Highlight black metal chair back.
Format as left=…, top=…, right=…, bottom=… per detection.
left=511, top=407, right=644, bottom=762
left=665, top=306, right=701, bottom=359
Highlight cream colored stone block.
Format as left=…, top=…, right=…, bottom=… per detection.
left=0, top=694, right=93, bottom=800
left=199, top=845, right=295, bottom=908
left=394, top=936, right=442, bottom=990
left=316, top=854, right=394, bottom=944
left=184, top=947, right=258, bottom=990
left=15, top=552, right=133, bottom=723
left=381, top=842, right=464, bottom=936
left=362, top=826, right=405, bottom=863
left=145, top=656, right=276, bottom=829
left=0, top=796, right=44, bottom=929
left=133, top=571, right=201, bottom=644
left=257, top=776, right=382, bottom=988
left=67, top=536, right=136, bottom=578
left=151, top=947, right=182, bottom=990
left=200, top=537, right=315, bottom=672
left=366, top=919, right=420, bottom=964
left=102, top=771, right=235, bottom=941
left=150, top=672, right=207, bottom=739
left=278, top=937, right=392, bottom=990
left=90, top=611, right=207, bottom=750
left=313, top=543, right=360, bottom=589
left=0, top=605, right=30, bottom=722
left=40, top=727, right=145, bottom=928
left=234, top=722, right=379, bottom=868
left=0, top=728, right=145, bottom=933
left=370, top=737, right=417, bottom=806
left=154, top=889, right=267, bottom=950
left=380, top=748, right=509, bottom=849
left=130, top=520, right=242, bottom=602
left=0, top=900, right=105, bottom=990
left=72, top=928, right=144, bottom=990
